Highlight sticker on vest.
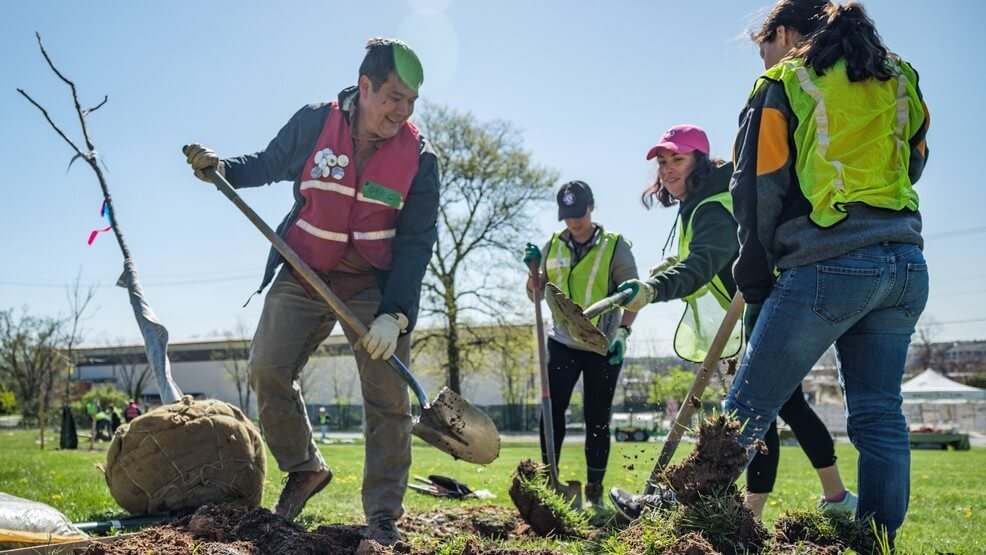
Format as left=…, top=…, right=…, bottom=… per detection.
left=331, top=166, right=345, bottom=180
left=362, top=181, right=403, bottom=208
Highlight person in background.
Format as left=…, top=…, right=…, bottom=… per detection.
left=318, top=406, right=330, bottom=444
left=524, top=180, right=639, bottom=508
left=123, top=399, right=142, bottom=422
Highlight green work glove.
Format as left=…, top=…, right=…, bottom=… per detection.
left=608, top=326, right=631, bottom=365
left=522, top=243, right=542, bottom=267
left=358, top=313, right=408, bottom=360
left=617, top=279, right=656, bottom=312
left=648, top=256, right=679, bottom=278
left=184, top=143, right=222, bottom=183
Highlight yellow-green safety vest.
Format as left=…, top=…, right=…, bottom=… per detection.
left=674, top=192, right=743, bottom=362
left=753, top=56, right=924, bottom=227
left=545, top=230, right=620, bottom=326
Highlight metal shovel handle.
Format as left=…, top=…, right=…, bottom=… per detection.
left=185, top=150, right=430, bottom=409
left=583, top=289, right=632, bottom=319
left=643, top=292, right=745, bottom=495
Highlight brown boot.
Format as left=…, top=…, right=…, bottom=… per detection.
left=273, top=468, right=333, bottom=520
left=365, top=519, right=402, bottom=546
left=585, top=482, right=604, bottom=508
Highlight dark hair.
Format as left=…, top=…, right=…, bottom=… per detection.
left=754, top=0, right=893, bottom=82
left=359, top=37, right=400, bottom=91
left=640, top=151, right=717, bottom=209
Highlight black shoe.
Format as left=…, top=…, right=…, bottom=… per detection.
left=365, top=519, right=402, bottom=546
left=609, top=485, right=676, bottom=521
left=585, top=482, right=604, bottom=508
left=273, top=468, right=333, bottom=520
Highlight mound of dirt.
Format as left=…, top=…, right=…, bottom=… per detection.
left=661, top=413, right=748, bottom=505
left=667, top=532, right=720, bottom=555
left=401, top=504, right=527, bottom=541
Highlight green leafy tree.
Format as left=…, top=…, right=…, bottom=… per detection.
left=413, top=103, right=558, bottom=393
left=647, top=365, right=719, bottom=408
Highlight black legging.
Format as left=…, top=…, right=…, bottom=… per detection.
left=539, top=337, right=622, bottom=485
left=746, top=384, right=838, bottom=493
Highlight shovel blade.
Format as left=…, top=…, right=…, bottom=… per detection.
left=412, top=387, right=501, bottom=465
left=544, top=283, right=609, bottom=355
left=555, top=479, right=583, bottom=510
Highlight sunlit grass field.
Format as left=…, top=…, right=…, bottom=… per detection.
left=0, top=429, right=982, bottom=553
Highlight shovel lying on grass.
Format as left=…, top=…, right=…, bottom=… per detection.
left=185, top=148, right=500, bottom=465
left=529, top=262, right=582, bottom=508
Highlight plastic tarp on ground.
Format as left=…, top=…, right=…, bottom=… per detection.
left=901, top=368, right=986, bottom=403
left=0, top=493, right=88, bottom=550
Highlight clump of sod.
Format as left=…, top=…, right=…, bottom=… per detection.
left=671, top=488, right=768, bottom=555
left=508, top=459, right=587, bottom=539
left=773, top=509, right=879, bottom=554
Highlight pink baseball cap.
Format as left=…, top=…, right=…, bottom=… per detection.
left=646, top=124, right=710, bottom=159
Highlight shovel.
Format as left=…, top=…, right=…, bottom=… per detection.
left=186, top=150, right=500, bottom=465
left=545, top=284, right=629, bottom=355
left=642, top=292, right=745, bottom=494
left=529, top=261, right=582, bottom=508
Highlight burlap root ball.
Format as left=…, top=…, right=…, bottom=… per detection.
left=104, top=395, right=266, bottom=514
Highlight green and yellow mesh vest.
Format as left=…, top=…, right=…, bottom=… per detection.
left=674, top=192, right=742, bottom=362
left=753, top=56, right=923, bottom=227
left=545, top=230, right=620, bottom=326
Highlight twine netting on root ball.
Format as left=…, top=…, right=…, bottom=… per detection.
left=103, top=396, right=266, bottom=514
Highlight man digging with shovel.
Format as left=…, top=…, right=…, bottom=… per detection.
left=184, top=37, right=437, bottom=545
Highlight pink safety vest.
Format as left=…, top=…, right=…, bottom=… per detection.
left=284, top=102, right=420, bottom=271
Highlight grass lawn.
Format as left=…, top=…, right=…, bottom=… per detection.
left=0, top=429, right=982, bottom=553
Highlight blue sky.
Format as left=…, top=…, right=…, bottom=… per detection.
left=2, top=1, right=984, bottom=354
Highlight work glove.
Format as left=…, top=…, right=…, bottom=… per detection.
left=608, top=326, right=631, bottom=365
left=184, top=143, right=222, bottom=183
left=358, top=313, right=408, bottom=360
left=616, top=279, right=656, bottom=312
left=648, top=256, right=679, bottom=278
left=522, top=243, right=542, bottom=267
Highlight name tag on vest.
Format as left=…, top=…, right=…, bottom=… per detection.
left=362, top=181, right=403, bottom=208
left=545, top=259, right=571, bottom=269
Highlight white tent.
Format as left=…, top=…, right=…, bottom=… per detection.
left=901, top=369, right=986, bottom=402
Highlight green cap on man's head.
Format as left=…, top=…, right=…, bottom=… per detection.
left=392, top=41, right=424, bottom=91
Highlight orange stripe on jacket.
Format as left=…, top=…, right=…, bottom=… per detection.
left=757, top=107, right=789, bottom=176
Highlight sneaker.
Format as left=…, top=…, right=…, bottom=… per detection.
left=584, top=482, right=604, bottom=508
left=609, top=485, right=676, bottom=521
left=273, top=468, right=333, bottom=520
left=365, top=519, right=402, bottom=546
left=818, top=490, right=858, bottom=516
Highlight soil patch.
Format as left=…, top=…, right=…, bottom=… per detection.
left=401, top=504, right=528, bottom=542
left=661, top=413, right=748, bottom=505
left=667, top=532, right=720, bottom=555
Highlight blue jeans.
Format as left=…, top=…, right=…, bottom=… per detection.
left=726, top=242, right=928, bottom=537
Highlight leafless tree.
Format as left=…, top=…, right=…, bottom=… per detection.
left=109, top=341, right=153, bottom=402
left=0, top=308, right=65, bottom=421
left=212, top=320, right=253, bottom=416
left=62, top=272, right=97, bottom=406
left=413, top=103, right=558, bottom=393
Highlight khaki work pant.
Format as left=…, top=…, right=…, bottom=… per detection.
left=250, top=267, right=412, bottom=524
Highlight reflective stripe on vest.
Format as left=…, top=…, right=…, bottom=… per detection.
left=283, top=102, right=420, bottom=271
left=674, top=192, right=742, bottom=363
left=754, top=56, right=923, bottom=227
left=545, top=229, right=619, bottom=326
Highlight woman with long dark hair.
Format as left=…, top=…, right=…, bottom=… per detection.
left=726, top=0, right=930, bottom=540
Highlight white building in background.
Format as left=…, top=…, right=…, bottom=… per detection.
left=73, top=335, right=506, bottom=418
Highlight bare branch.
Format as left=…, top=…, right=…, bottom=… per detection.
left=16, top=88, right=85, bottom=158
left=83, top=95, right=109, bottom=116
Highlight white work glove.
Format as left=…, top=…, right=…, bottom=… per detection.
left=616, top=279, right=656, bottom=312
left=184, top=143, right=222, bottom=183
left=358, top=313, right=408, bottom=360
left=649, top=256, right=679, bottom=278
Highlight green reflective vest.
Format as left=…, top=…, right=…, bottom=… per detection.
left=545, top=229, right=620, bottom=326
left=754, top=56, right=923, bottom=227
left=674, top=192, right=743, bottom=362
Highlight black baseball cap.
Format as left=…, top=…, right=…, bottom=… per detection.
left=557, top=180, right=593, bottom=220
